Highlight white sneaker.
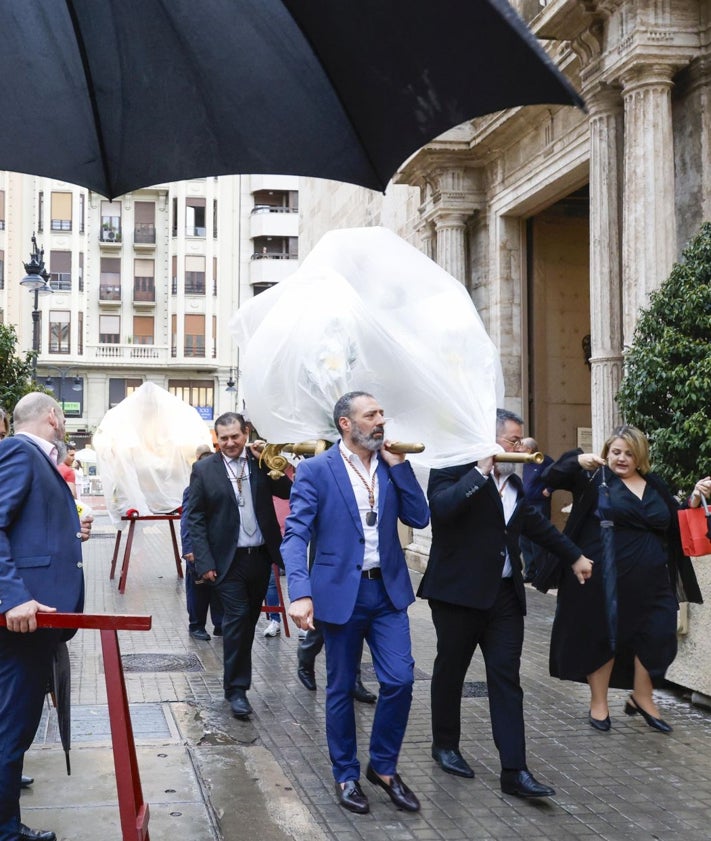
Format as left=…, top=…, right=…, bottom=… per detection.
left=263, top=619, right=281, bottom=637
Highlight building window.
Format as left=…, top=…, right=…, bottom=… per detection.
left=212, top=256, right=218, bottom=296
left=252, top=189, right=299, bottom=213
left=185, top=255, right=205, bottom=294
left=100, top=257, right=121, bottom=300
left=186, top=197, right=206, bottom=237
left=78, top=252, right=84, bottom=292
left=252, top=283, right=276, bottom=295
left=252, top=236, right=298, bottom=260
left=134, top=258, right=155, bottom=301
left=135, top=201, right=156, bottom=244
left=78, top=311, right=84, bottom=355
left=212, top=315, right=217, bottom=359
left=109, top=378, right=143, bottom=408
left=79, top=193, right=85, bottom=234
left=0, top=249, right=4, bottom=291
left=37, top=191, right=44, bottom=232
left=133, top=315, right=154, bottom=345
left=168, top=379, right=214, bottom=420
left=213, top=199, right=218, bottom=238
left=184, top=314, right=205, bottom=357
left=0, top=190, right=4, bottom=230
left=49, top=310, right=71, bottom=354
left=100, top=200, right=122, bottom=242
left=99, top=315, right=120, bottom=344
left=50, top=192, right=72, bottom=231
left=49, top=250, right=72, bottom=291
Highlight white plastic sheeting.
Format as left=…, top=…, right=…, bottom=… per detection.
left=93, top=382, right=212, bottom=523
left=231, top=226, right=504, bottom=469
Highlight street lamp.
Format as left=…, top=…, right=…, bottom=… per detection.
left=43, top=366, right=83, bottom=415
left=225, top=367, right=237, bottom=393
left=19, top=233, right=53, bottom=380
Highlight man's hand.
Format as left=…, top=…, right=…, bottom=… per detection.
left=476, top=455, right=495, bottom=476
left=288, top=597, right=315, bottom=631
left=571, top=555, right=594, bottom=585
left=201, top=569, right=218, bottom=583
left=5, top=600, right=57, bottom=633
left=248, top=439, right=267, bottom=457
left=380, top=440, right=405, bottom=466
left=79, top=513, right=93, bottom=542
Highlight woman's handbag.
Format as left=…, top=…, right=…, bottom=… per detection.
left=677, top=494, right=711, bottom=557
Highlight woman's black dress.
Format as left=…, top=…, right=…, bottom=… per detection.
left=548, top=461, right=683, bottom=688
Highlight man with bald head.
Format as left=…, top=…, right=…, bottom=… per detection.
left=0, top=393, right=92, bottom=841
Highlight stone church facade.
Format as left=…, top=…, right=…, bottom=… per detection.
left=299, top=1, right=711, bottom=697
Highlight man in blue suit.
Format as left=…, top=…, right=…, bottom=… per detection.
left=283, top=392, right=429, bottom=815
left=0, top=393, right=92, bottom=841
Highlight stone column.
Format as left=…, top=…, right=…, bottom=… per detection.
left=417, top=220, right=436, bottom=262
left=620, top=64, right=677, bottom=346
left=587, top=83, right=624, bottom=451
left=434, top=212, right=468, bottom=283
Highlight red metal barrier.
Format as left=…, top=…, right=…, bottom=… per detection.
left=260, top=563, right=291, bottom=637
left=0, top=612, right=152, bottom=841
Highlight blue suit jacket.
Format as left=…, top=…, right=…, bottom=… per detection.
left=282, top=445, right=429, bottom=625
left=0, top=436, right=85, bottom=633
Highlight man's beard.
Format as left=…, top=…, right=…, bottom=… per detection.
left=495, top=460, right=521, bottom=478
left=350, top=422, right=384, bottom=452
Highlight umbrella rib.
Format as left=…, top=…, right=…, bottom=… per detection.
left=64, top=0, right=114, bottom=198
left=279, top=1, right=389, bottom=192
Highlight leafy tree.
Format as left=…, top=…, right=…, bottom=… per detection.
left=0, top=323, right=38, bottom=417
left=616, top=221, right=711, bottom=494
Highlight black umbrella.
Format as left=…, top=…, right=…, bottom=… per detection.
left=49, top=641, right=72, bottom=775
left=0, top=1, right=583, bottom=199
left=596, top=466, right=618, bottom=652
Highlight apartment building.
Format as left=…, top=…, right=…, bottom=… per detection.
left=0, top=173, right=300, bottom=444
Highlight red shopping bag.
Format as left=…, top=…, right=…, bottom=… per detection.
left=678, top=494, right=711, bottom=556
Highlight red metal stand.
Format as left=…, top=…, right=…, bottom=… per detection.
left=260, top=563, right=291, bottom=637
left=109, top=514, right=183, bottom=594
left=0, top=612, right=152, bottom=841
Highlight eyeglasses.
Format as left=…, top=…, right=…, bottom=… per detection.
left=497, top=436, right=523, bottom=448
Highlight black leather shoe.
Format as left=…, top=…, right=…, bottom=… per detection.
left=229, top=689, right=252, bottom=719
left=297, top=665, right=317, bottom=691
left=353, top=678, right=377, bottom=704
left=431, top=745, right=475, bottom=778
left=335, top=780, right=369, bottom=814
left=212, top=626, right=223, bottom=636
left=624, top=695, right=672, bottom=733
left=500, top=769, right=555, bottom=798
left=18, top=825, right=56, bottom=841
left=366, top=763, right=420, bottom=812
left=189, top=628, right=211, bottom=641
left=21, top=774, right=34, bottom=788
left=588, top=712, right=611, bottom=732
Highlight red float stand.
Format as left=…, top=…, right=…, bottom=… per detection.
left=260, top=563, right=291, bottom=637
left=0, top=612, right=153, bottom=841
left=110, top=514, right=183, bottom=594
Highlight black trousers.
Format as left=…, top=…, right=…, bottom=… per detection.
left=429, top=579, right=527, bottom=770
left=217, top=546, right=271, bottom=697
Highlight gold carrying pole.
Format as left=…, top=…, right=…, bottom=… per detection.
left=494, top=451, right=544, bottom=464
left=259, top=440, right=426, bottom=478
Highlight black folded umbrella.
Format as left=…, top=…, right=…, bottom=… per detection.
left=49, top=641, right=72, bottom=775
left=0, top=0, right=584, bottom=199
left=596, top=467, right=618, bottom=652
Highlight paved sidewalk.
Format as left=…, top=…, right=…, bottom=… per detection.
left=22, top=504, right=711, bottom=841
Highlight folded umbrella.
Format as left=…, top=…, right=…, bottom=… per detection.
left=49, top=641, right=72, bottom=775
left=596, top=466, right=618, bottom=652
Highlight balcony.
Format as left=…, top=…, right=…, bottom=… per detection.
left=133, top=278, right=155, bottom=306
left=99, top=285, right=121, bottom=305
left=49, top=273, right=72, bottom=292
left=249, top=256, right=299, bottom=286
left=85, top=343, right=172, bottom=365
left=134, top=223, right=156, bottom=249
left=99, top=226, right=123, bottom=250
left=250, top=209, right=299, bottom=239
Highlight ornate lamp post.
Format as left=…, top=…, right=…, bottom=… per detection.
left=19, top=234, right=53, bottom=380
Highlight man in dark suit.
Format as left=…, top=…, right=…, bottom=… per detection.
left=418, top=409, right=592, bottom=798
left=284, top=392, right=429, bottom=815
left=0, top=393, right=92, bottom=841
left=185, top=412, right=291, bottom=719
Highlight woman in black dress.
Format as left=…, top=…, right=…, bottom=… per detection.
left=543, top=425, right=702, bottom=733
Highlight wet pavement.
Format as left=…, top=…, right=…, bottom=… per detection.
left=22, top=500, right=711, bottom=841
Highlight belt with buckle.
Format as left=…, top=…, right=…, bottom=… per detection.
left=361, top=567, right=382, bottom=580
left=236, top=545, right=265, bottom=556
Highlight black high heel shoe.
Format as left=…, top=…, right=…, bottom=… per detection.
left=588, top=712, right=611, bottom=732
left=624, top=695, right=673, bottom=733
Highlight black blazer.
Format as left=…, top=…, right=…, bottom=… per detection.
left=417, top=463, right=582, bottom=613
left=185, top=450, right=291, bottom=581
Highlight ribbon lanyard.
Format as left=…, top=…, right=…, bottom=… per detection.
left=340, top=448, right=378, bottom=526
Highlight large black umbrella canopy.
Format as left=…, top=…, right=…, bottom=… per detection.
left=0, top=1, right=583, bottom=200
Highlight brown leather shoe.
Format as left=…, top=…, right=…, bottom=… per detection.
left=366, top=763, right=420, bottom=811
left=335, top=780, right=369, bottom=814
